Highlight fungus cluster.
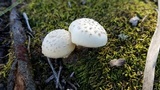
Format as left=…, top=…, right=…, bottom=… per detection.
left=42, top=18, right=108, bottom=59
left=41, top=18, right=108, bottom=89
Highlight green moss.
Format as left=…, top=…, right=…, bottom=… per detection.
left=0, top=49, right=13, bottom=79
left=21, top=0, right=158, bottom=89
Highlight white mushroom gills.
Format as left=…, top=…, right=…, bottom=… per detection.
left=42, top=29, right=75, bottom=58
left=69, top=18, right=107, bottom=48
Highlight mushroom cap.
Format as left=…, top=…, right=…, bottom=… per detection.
left=42, top=29, right=75, bottom=58
left=69, top=18, right=107, bottom=48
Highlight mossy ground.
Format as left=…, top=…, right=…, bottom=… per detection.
left=1, top=0, right=159, bottom=89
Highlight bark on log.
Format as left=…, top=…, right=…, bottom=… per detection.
left=7, top=6, right=35, bottom=90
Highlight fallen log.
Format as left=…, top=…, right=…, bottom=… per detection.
left=7, top=3, right=35, bottom=90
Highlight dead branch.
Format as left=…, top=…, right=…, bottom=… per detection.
left=142, top=1, right=160, bottom=90
left=7, top=4, right=35, bottom=90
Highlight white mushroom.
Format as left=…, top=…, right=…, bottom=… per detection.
left=69, top=18, right=107, bottom=48
left=41, top=29, right=75, bottom=89
left=42, top=29, right=75, bottom=58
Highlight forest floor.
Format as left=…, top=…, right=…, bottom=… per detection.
left=0, top=0, right=159, bottom=90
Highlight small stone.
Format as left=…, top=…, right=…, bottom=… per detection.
left=118, top=33, right=128, bottom=40
left=129, top=16, right=140, bottom=27
left=109, top=58, right=126, bottom=67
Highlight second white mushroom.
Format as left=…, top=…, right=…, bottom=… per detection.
left=69, top=18, right=108, bottom=48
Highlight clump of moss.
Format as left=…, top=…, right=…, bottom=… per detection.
left=21, top=0, right=157, bottom=89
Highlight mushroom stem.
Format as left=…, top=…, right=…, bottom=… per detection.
left=47, top=57, right=62, bottom=89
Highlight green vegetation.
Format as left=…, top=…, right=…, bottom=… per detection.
left=0, top=0, right=24, bottom=16
left=17, top=0, right=159, bottom=89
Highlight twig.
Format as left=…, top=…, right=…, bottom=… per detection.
left=57, top=66, right=62, bottom=88
left=67, top=81, right=77, bottom=90
left=141, top=15, right=148, bottom=23
left=45, top=74, right=54, bottom=83
left=142, top=0, right=160, bottom=90
left=69, top=72, right=75, bottom=78
left=22, top=12, right=32, bottom=32
left=47, top=57, right=62, bottom=89
left=22, top=12, right=33, bottom=54
left=27, top=35, right=31, bottom=53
